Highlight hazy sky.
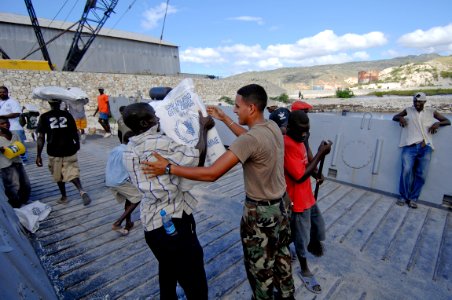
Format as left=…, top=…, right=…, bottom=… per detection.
left=2, top=0, right=452, bottom=77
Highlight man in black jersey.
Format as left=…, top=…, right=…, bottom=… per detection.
left=36, top=99, right=92, bottom=206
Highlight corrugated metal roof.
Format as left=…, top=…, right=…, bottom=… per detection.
left=0, top=12, right=177, bottom=47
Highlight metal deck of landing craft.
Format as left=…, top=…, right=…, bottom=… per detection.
left=23, top=136, right=452, bottom=299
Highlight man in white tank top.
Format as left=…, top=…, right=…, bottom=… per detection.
left=392, top=92, right=450, bottom=208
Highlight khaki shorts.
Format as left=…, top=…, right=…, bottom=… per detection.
left=75, top=118, right=87, bottom=130
left=48, top=154, right=80, bottom=182
left=109, top=181, right=142, bottom=204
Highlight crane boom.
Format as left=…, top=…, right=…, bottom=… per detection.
left=0, top=47, right=10, bottom=59
left=24, top=0, right=54, bottom=70
left=62, top=0, right=119, bottom=71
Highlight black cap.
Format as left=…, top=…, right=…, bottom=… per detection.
left=269, top=107, right=290, bottom=128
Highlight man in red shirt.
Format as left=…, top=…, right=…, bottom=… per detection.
left=284, top=110, right=331, bottom=294
left=93, top=88, right=112, bottom=138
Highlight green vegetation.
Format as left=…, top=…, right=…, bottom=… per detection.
left=369, top=88, right=452, bottom=97
left=440, top=71, right=452, bottom=79
left=336, top=88, right=354, bottom=98
left=388, top=66, right=404, bottom=82
left=270, top=93, right=290, bottom=103
left=219, top=96, right=234, bottom=105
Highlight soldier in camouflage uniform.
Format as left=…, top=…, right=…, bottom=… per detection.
left=143, top=84, right=295, bottom=299
left=241, top=193, right=294, bottom=299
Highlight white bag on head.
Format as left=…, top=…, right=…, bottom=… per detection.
left=32, top=86, right=88, bottom=102
left=151, top=78, right=225, bottom=166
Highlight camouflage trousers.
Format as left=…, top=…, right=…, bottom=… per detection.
left=240, top=195, right=294, bottom=300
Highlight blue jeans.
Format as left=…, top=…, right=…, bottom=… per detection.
left=399, top=144, right=432, bottom=202
left=291, top=203, right=325, bottom=258
left=11, top=129, right=28, bottom=162
left=0, top=162, right=31, bottom=208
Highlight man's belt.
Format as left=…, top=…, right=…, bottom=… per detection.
left=245, top=194, right=285, bottom=206
left=408, top=141, right=426, bottom=147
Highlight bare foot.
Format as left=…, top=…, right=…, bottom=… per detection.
left=125, top=221, right=134, bottom=231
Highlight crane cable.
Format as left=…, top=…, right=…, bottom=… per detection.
left=62, top=0, right=80, bottom=25
left=52, top=0, right=72, bottom=28
left=24, top=0, right=72, bottom=58
left=159, top=0, right=170, bottom=42
left=107, top=0, right=138, bottom=33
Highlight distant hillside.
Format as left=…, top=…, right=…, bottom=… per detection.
left=226, top=54, right=452, bottom=93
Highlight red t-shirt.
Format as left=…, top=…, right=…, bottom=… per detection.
left=97, top=94, right=109, bottom=113
left=284, top=135, right=316, bottom=212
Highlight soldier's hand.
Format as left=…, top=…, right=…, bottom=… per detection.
left=141, top=152, right=169, bottom=177
left=206, top=105, right=227, bottom=121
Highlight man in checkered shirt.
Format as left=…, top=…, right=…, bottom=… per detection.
left=122, top=102, right=214, bottom=300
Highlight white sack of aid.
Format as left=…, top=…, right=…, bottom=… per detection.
left=32, top=86, right=88, bottom=101
left=150, top=78, right=225, bottom=166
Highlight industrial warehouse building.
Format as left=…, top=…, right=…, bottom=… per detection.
left=0, top=12, right=180, bottom=75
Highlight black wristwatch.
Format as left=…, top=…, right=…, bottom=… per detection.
left=165, top=163, right=172, bottom=175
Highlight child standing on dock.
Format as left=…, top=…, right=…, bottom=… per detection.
left=0, top=116, right=31, bottom=208
left=105, top=131, right=141, bottom=235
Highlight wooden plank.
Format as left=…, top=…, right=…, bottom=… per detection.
left=345, top=194, right=394, bottom=251
left=382, top=206, right=430, bottom=270
left=326, top=192, right=377, bottom=242
left=433, top=211, right=452, bottom=288
left=360, top=203, right=410, bottom=259
left=317, top=184, right=354, bottom=213
left=322, top=188, right=367, bottom=230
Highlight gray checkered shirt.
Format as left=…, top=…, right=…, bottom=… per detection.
left=123, top=125, right=200, bottom=232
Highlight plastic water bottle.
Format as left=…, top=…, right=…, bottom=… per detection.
left=160, top=209, right=177, bottom=236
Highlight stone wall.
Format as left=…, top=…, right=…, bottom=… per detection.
left=0, top=69, right=286, bottom=113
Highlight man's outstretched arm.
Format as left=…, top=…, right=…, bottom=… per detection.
left=206, top=106, right=247, bottom=137
left=142, top=150, right=240, bottom=182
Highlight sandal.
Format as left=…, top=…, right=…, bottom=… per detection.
left=396, top=199, right=405, bottom=206
left=57, top=196, right=68, bottom=204
left=112, top=225, right=129, bottom=235
left=408, top=201, right=418, bottom=209
left=80, top=192, right=92, bottom=206
left=300, top=274, right=322, bottom=294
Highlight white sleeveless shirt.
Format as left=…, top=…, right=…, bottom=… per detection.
left=399, top=106, right=436, bottom=150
